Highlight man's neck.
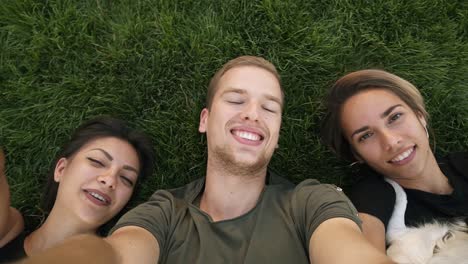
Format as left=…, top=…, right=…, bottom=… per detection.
left=200, top=160, right=268, bottom=222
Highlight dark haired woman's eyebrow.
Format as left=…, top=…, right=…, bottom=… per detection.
left=90, top=148, right=138, bottom=174
left=123, top=165, right=138, bottom=174
left=380, top=104, right=403, bottom=118
left=90, top=148, right=113, bottom=161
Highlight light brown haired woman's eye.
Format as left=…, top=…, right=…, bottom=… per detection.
left=358, top=132, right=373, bottom=142
left=389, top=113, right=402, bottom=123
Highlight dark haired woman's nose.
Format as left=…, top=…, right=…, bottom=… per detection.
left=97, top=172, right=116, bottom=189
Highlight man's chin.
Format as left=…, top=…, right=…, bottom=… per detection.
left=214, top=149, right=269, bottom=175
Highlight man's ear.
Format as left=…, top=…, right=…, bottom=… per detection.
left=54, top=158, right=68, bottom=183
left=199, top=108, right=209, bottom=133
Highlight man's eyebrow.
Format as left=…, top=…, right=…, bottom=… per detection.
left=264, top=94, right=283, bottom=106
left=222, top=88, right=246, bottom=95
left=91, top=148, right=113, bottom=161
left=381, top=104, right=403, bottom=118
left=223, top=87, right=282, bottom=106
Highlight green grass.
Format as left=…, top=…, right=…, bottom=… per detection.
left=1, top=0, right=467, bottom=230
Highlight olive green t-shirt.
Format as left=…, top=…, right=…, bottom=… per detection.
left=111, top=172, right=361, bottom=263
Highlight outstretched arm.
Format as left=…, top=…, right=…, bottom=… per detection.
left=359, top=213, right=387, bottom=253
left=309, top=217, right=394, bottom=264
left=18, top=226, right=159, bottom=264
left=0, top=148, right=24, bottom=247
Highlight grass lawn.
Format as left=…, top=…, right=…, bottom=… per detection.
left=1, top=0, right=467, bottom=230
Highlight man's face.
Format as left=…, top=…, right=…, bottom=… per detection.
left=199, top=66, right=283, bottom=173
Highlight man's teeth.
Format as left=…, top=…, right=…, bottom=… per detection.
left=89, top=192, right=108, bottom=203
left=391, top=147, right=414, bottom=162
left=234, top=131, right=261, bottom=141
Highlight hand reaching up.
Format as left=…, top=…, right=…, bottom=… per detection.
left=0, top=148, right=5, bottom=182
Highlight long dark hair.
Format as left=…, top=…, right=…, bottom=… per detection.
left=42, top=116, right=155, bottom=216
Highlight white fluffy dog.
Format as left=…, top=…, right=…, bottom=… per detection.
left=384, top=179, right=468, bottom=264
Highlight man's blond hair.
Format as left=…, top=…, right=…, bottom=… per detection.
left=206, top=56, right=283, bottom=109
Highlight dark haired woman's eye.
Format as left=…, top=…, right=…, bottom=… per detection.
left=120, top=176, right=134, bottom=187
left=87, top=158, right=104, bottom=167
left=389, top=113, right=402, bottom=123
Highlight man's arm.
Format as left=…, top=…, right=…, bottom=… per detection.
left=309, top=217, right=394, bottom=264
left=106, top=226, right=160, bottom=263
left=0, top=148, right=24, bottom=247
left=19, top=226, right=160, bottom=264
left=359, top=213, right=386, bottom=253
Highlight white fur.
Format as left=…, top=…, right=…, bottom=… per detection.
left=387, top=220, right=468, bottom=264
left=384, top=178, right=468, bottom=264
left=385, top=178, right=408, bottom=243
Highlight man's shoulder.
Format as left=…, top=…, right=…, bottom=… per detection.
left=266, top=171, right=339, bottom=198
left=293, top=178, right=346, bottom=200
left=151, top=177, right=204, bottom=204
left=267, top=168, right=295, bottom=187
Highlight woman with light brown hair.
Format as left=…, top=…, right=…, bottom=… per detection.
left=321, top=69, right=468, bottom=252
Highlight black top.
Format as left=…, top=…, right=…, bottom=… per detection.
left=0, top=231, right=27, bottom=263
left=349, top=152, right=468, bottom=229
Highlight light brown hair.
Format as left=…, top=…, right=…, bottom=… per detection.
left=206, top=55, right=283, bottom=109
left=321, top=69, right=428, bottom=161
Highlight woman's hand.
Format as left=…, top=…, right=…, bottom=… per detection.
left=0, top=147, right=25, bottom=247
left=0, top=147, right=5, bottom=182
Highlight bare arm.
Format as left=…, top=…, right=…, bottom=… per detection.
left=359, top=213, right=386, bottom=253
left=19, top=226, right=159, bottom=264
left=105, top=226, right=160, bottom=264
left=309, top=217, right=394, bottom=264
left=0, top=147, right=9, bottom=235
left=0, top=148, right=24, bottom=247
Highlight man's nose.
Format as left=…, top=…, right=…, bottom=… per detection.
left=240, top=102, right=259, bottom=122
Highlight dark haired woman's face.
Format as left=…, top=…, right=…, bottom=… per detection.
left=53, top=137, right=140, bottom=227
left=340, top=89, right=430, bottom=181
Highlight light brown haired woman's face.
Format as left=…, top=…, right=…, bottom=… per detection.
left=53, top=137, right=140, bottom=228
left=340, top=89, right=430, bottom=181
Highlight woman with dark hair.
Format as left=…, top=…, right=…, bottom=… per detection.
left=321, top=69, right=468, bottom=253
left=0, top=116, right=155, bottom=262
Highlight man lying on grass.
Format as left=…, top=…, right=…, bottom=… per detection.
left=21, top=56, right=393, bottom=264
